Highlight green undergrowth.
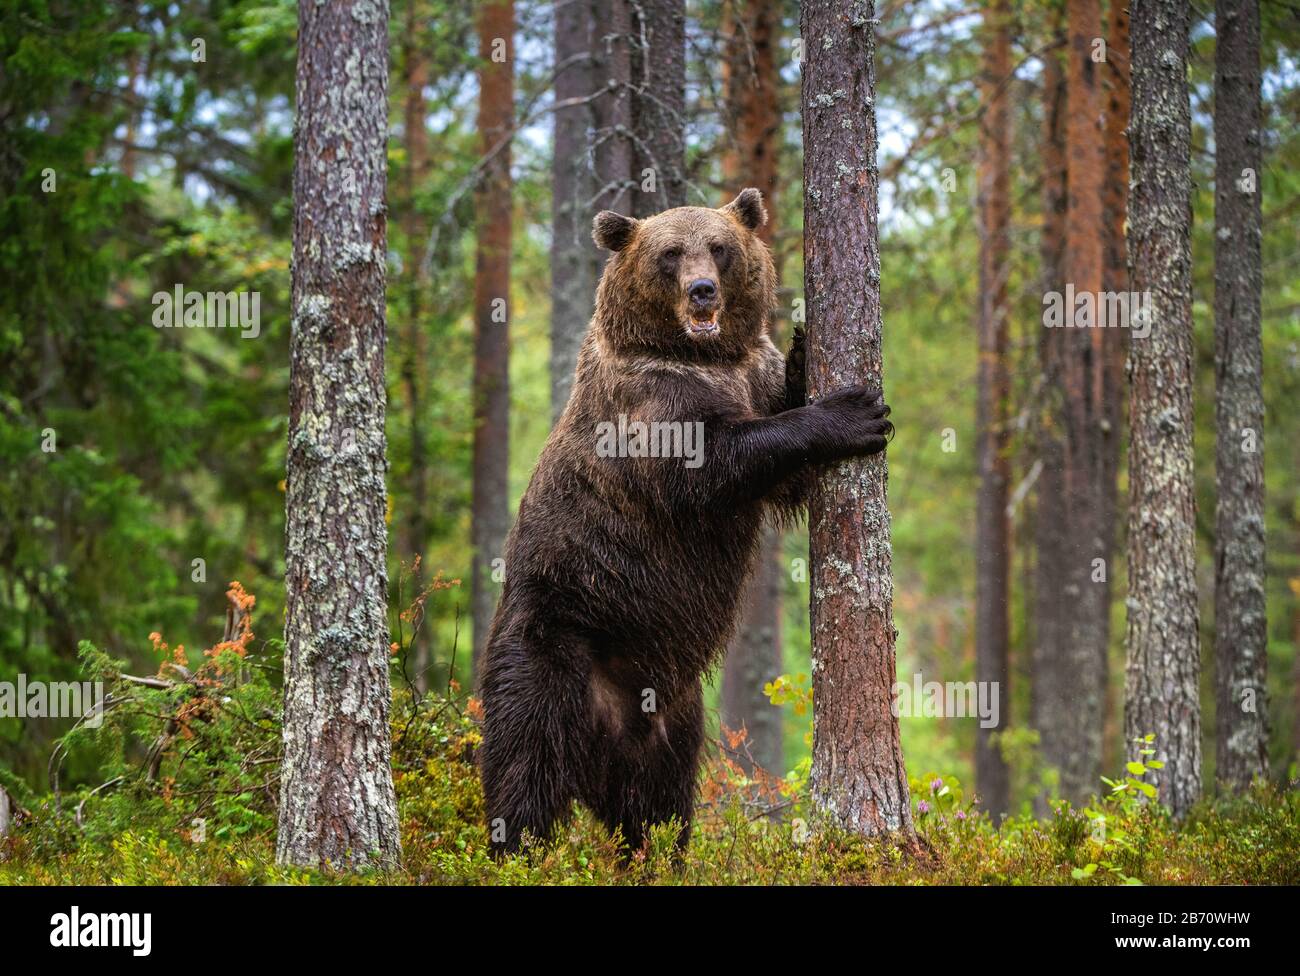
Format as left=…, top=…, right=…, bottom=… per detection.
left=3, top=680, right=1296, bottom=885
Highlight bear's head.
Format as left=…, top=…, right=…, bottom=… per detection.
left=591, top=188, right=776, bottom=360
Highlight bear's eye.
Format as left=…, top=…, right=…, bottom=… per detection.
left=710, top=242, right=732, bottom=271
left=662, top=248, right=682, bottom=262
left=710, top=243, right=726, bottom=258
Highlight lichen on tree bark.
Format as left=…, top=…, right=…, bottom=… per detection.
left=277, top=0, right=401, bottom=870
left=1124, top=0, right=1202, bottom=819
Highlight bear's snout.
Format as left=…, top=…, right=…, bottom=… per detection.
left=688, top=278, right=717, bottom=306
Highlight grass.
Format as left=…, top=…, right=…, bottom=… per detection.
left=3, top=700, right=1296, bottom=886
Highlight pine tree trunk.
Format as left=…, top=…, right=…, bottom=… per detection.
left=278, top=0, right=401, bottom=870
left=720, top=0, right=784, bottom=778
left=1032, top=20, right=1069, bottom=812
left=1101, top=1, right=1131, bottom=677
left=401, top=1, right=433, bottom=690
left=471, top=1, right=514, bottom=678
left=723, top=526, right=786, bottom=774
left=974, top=0, right=1012, bottom=820
left=629, top=0, right=686, bottom=214
left=1033, top=0, right=1112, bottom=805
left=592, top=0, right=635, bottom=215
left=1125, top=0, right=1202, bottom=818
left=1214, top=0, right=1268, bottom=791
left=802, top=0, right=915, bottom=842
left=550, top=0, right=596, bottom=423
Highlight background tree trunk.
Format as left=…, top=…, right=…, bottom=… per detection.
left=803, top=0, right=915, bottom=842
left=629, top=0, right=686, bottom=215
left=550, top=0, right=597, bottom=423
left=975, top=0, right=1012, bottom=820
left=401, top=0, right=433, bottom=690
left=471, top=1, right=514, bottom=678
left=277, top=0, right=401, bottom=870
left=1032, top=17, right=1068, bottom=812
left=1101, top=4, right=1131, bottom=742
left=1045, top=0, right=1110, bottom=805
left=592, top=1, right=635, bottom=215
left=720, top=0, right=784, bottom=778
left=1125, top=0, right=1201, bottom=819
left=1214, top=0, right=1268, bottom=792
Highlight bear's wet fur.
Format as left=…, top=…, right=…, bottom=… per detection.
left=478, top=188, right=892, bottom=855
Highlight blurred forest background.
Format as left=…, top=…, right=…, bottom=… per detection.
left=2, top=0, right=1298, bottom=824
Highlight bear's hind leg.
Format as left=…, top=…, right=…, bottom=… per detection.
left=591, top=682, right=703, bottom=856
left=479, top=643, right=587, bottom=856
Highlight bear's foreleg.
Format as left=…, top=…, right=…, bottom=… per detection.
left=695, top=385, right=892, bottom=505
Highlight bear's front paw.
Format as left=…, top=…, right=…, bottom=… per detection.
left=784, top=326, right=808, bottom=408
left=815, top=384, right=893, bottom=457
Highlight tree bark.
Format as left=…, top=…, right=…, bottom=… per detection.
left=550, top=0, right=597, bottom=423
left=471, top=0, right=514, bottom=678
left=1213, top=0, right=1268, bottom=793
left=1125, top=0, right=1202, bottom=819
left=1101, top=4, right=1131, bottom=738
left=591, top=0, right=635, bottom=216
left=1032, top=17, right=1069, bottom=812
left=401, top=0, right=433, bottom=690
left=720, top=0, right=785, bottom=778
left=975, top=0, right=1012, bottom=819
left=629, top=0, right=686, bottom=215
left=803, top=0, right=915, bottom=841
left=278, top=0, right=401, bottom=870
left=1034, top=0, right=1111, bottom=805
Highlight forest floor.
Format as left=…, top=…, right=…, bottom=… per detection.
left=2, top=693, right=1297, bottom=886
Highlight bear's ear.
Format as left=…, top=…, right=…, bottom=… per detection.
left=592, top=210, right=639, bottom=252
left=722, top=187, right=766, bottom=232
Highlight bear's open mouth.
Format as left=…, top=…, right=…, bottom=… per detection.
left=686, top=308, right=720, bottom=334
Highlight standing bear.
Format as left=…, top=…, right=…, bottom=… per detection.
left=478, top=188, right=892, bottom=854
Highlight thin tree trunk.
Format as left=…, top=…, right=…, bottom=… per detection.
left=471, top=1, right=514, bottom=679
left=1032, top=18, right=1069, bottom=812
left=629, top=0, right=686, bottom=214
left=1214, top=0, right=1268, bottom=792
left=1037, top=0, right=1110, bottom=805
left=401, top=0, right=433, bottom=690
left=720, top=0, right=784, bottom=778
left=803, top=0, right=915, bottom=842
left=592, top=0, right=635, bottom=215
left=723, top=527, right=786, bottom=774
left=975, top=0, right=1012, bottom=820
left=278, top=0, right=401, bottom=870
left=1099, top=0, right=1132, bottom=778
left=550, top=0, right=596, bottom=423
left=1125, top=0, right=1201, bottom=819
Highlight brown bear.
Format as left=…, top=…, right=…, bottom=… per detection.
left=478, top=188, right=892, bottom=855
